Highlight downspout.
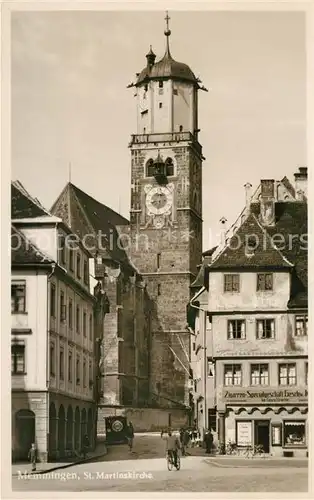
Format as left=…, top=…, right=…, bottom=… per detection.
left=189, top=286, right=208, bottom=434
left=46, top=262, right=56, bottom=461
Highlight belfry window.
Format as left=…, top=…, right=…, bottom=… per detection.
left=146, top=159, right=154, bottom=177
left=165, top=158, right=174, bottom=176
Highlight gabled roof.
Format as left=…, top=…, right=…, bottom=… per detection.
left=11, top=225, right=53, bottom=265
left=210, top=213, right=293, bottom=270
left=50, top=183, right=132, bottom=267
left=11, top=181, right=50, bottom=219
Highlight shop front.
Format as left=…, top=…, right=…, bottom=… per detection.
left=217, top=387, right=308, bottom=457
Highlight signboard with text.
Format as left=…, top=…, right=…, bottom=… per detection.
left=236, top=421, right=252, bottom=446
left=222, top=387, right=308, bottom=405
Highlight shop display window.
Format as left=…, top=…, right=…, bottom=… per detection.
left=283, top=421, right=306, bottom=446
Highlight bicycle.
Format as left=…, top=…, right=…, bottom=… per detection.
left=243, top=444, right=265, bottom=459
left=166, top=450, right=181, bottom=471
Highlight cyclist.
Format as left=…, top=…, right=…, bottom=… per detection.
left=165, top=429, right=181, bottom=468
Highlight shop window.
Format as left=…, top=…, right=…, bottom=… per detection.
left=256, top=319, right=275, bottom=339
left=224, top=364, right=242, bottom=386
left=271, top=423, right=282, bottom=446
left=236, top=421, right=252, bottom=447
left=251, top=363, right=269, bottom=385
left=294, top=315, right=307, bottom=336
left=11, top=343, right=25, bottom=374
left=224, top=274, right=240, bottom=292
left=227, top=319, right=245, bottom=339
left=11, top=280, right=26, bottom=313
left=279, top=363, right=296, bottom=386
left=257, top=273, right=273, bottom=291
left=283, top=421, right=306, bottom=446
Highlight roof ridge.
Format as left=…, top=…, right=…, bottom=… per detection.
left=70, top=182, right=129, bottom=223
left=12, top=224, right=53, bottom=263
left=12, top=180, right=51, bottom=216
left=252, top=214, right=294, bottom=267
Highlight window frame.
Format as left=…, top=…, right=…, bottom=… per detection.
left=294, top=315, right=308, bottom=337
left=68, top=351, right=72, bottom=383
left=76, top=355, right=81, bottom=384
left=256, top=318, right=275, bottom=339
left=257, top=273, right=273, bottom=291
left=60, top=291, right=66, bottom=322
left=283, top=420, right=306, bottom=447
left=76, top=305, right=80, bottom=334
left=50, top=342, right=55, bottom=377
left=224, top=363, right=242, bottom=386
left=278, top=363, right=297, bottom=386
left=50, top=283, right=56, bottom=318
left=250, top=363, right=269, bottom=386
left=59, top=348, right=64, bottom=381
left=227, top=319, right=246, bottom=340
left=224, top=274, right=240, bottom=293
left=69, top=248, right=74, bottom=272
left=83, top=311, right=87, bottom=337
left=11, top=280, right=26, bottom=314
left=68, top=299, right=73, bottom=329
left=76, top=253, right=81, bottom=279
left=11, top=343, right=26, bottom=374
left=83, top=260, right=89, bottom=285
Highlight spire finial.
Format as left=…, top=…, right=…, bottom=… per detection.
left=164, top=11, right=171, bottom=54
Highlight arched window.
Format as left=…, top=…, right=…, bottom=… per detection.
left=165, top=158, right=174, bottom=177
left=146, top=159, right=154, bottom=177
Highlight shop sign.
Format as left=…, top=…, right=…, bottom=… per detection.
left=237, top=421, right=252, bottom=446
left=223, top=387, right=308, bottom=404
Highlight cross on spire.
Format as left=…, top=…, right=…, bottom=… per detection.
left=165, top=11, right=170, bottom=34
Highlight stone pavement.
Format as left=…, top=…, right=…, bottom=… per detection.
left=11, top=442, right=108, bottom=477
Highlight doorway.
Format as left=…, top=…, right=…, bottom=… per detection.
left=15, top=409, right=35, bottom=460
left=254, top=420, right=270, bottom=453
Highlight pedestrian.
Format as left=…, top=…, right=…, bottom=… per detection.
left=165, top=429, right=181, bottom=468
left=182, top=428, right=190, bottom=456
left=126, top=422, right=134, bottom=451
left=82, top=434, right=90, bottom=459
left=205, top=429, right=213, bottom=454
left=28, top=443, right=37, bottom=471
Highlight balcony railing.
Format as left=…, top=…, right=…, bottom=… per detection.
left=130, top=132, right=202, bottom=156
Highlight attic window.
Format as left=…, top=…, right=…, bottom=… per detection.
left=245, top=236, right=257, bottom=257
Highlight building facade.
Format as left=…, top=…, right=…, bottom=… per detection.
left=127, top=18, right=206, bottom=408
left=11, top=182, right=102, bottom=462
left=189, top=169, right=308, bottom=457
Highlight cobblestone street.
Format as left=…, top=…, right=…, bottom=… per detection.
left=11, top=435, right=308, bottom=493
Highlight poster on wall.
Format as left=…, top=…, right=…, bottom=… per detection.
left=236, top=421, right=252, bottom=446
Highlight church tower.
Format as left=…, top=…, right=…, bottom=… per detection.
left=128, top=13, right=206, bottom=407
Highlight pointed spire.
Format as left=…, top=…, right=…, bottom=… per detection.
left=164, top=11, right=171, bottom=56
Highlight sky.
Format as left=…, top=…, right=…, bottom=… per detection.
left=11, top=10, right=306, bottom=248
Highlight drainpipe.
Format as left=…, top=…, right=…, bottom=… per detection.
left=189, top=287, right=208, bottom=436
left=46, top=262, right=55, bottom=461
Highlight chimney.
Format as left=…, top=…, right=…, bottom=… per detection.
left=244, top=182, right=252, bottom=216
left=294, top=166, right=307, bottom=199
left=260, top=179, right=275, bottom=226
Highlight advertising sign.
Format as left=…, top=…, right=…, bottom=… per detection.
left=222, top=387, right=308, bottom=404
left=236, top=421, right=252, bottom=446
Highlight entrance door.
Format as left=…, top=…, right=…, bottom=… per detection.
left=15, top=409, right=35, bottom=460
left=254, top=420, right=270, bottom=453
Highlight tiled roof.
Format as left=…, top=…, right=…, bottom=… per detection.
left=11, top=225, right=52, bottom=265
left=51, top=183, right=132, bottom=268
left=210, top=201, right=307, bottom=308
left=11, top=182, right=49, bottom=219
left=210, top=213, right=293, bottom=270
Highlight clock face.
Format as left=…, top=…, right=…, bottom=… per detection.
left=146, top=186, right=173, bottom=215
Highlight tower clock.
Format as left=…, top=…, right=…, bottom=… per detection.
left=127, top=13, right=207, bottom=407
